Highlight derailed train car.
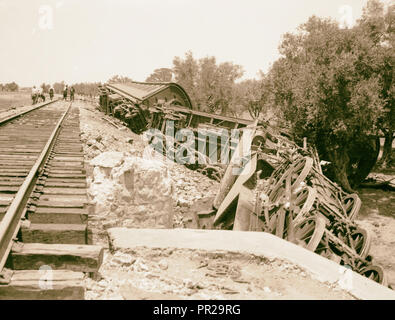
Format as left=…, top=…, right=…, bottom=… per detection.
left=98, top=81, right=256, bottom=178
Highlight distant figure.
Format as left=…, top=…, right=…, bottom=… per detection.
left=49, top=86, right=54, bottom=100
left=70, top=86, right=75, bottom=101
left=38, top=87, right=45, bottom=102
left=63, top=86, right=68, bottom=101
left=31, top=86, right=38, bottom=104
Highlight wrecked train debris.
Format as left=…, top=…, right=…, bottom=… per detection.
left=98, top=81, right=388, bottom=287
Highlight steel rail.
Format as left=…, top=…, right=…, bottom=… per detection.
left=0, top=98, right=60, bottom=126
left=0, top=102, right=72, bottom=272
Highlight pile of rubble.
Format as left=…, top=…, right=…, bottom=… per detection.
left=198, top=124, right=388, bottom=286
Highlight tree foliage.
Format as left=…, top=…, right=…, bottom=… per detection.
left=53, top=81, right=65, bottom=94
left=145, top=68, right=173, bottom=82
left=107, top=75, right=134, bottom=84
left=40, top=83, right=50, bottom=93
left=357, top=0, right=394, bottom=168
left=0, top=82, right=19, bottom=92
left=172, top=51, right=244, bottom=114
left=71, top=82, right=101, bottom=97
left=233, top=77, right=272, bottom=119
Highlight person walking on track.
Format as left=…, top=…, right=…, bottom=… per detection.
left=38, top=87, right=45, bottom=102
left=49, top=86, right=54, bottom=100
left=31, top=86, right=38, bottom=104
left=70, top=86, right=75, bottom=101
left=63, top=85, right=68, bottom=101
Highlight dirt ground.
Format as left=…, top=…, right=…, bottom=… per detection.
left=356, top=184, right=395, bottom=287
left=85, top=248, right=355, bottom=300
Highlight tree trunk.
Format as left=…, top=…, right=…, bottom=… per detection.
left=326, top=148, right=354, bottom=193
left=379, top=130, right=393, bottom=168
left=348, top=136, right=380, bottom=188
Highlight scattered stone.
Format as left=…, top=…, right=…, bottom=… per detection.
left=183, top=279, right=194, bottom=289
left=102, top=220, right=118, bottom=229
left=90, top=151, right=125, bottom=168
left=158, top=260, right=168, bottom=270
left=113, top=252, right=135, bottom=266
left=97, top=279, right=108, bottom=288
left=134, top=259, right=149, bottom=272
left=87, top=139, right=97, bottom=147
left=177, top=198, right=190, bottom=207
left=120, top=284, right=180, bottom=300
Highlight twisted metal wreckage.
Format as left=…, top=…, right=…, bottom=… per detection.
left=98, top=82, right=388, bottom=287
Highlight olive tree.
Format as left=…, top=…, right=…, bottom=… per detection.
left=268, top=12, right=387, bottom=192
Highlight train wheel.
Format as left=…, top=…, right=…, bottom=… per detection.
left=294, top=215, right=326, bottom=252
left=274, top=208, right=286, bottom=239
left=268, top=164, right=293, bottom=203
left=314, top=233, right=341, bottom=263
left=268, top=156, right=313, bottom=203
left=291, top=156, right=313, bottom=190
left=342, top=194, right=361, bottom=220
left=292, top=186, right=317, bottom=224
left=349, top=227, right=371, bottom=259
left=360, top=265, right=387, bottom=286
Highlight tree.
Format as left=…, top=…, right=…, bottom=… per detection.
left=268, top=12, right=388, bottom=192
left=53, top=81, right=65, bottom=94
left=107, top=75, right=133, bottom=84
left=4, top=82, right=18, bottom=92
left=145, top=68, right=173, bottom=82
left=233, top=78, right=272, bottom=119
left=357, top=0, right=394, bottom=168
left=71, top=82, right=101, bottom=97
left=173, top=51, right=200, bottom=109
left=40, top=83, right=50, bottom=93
left=172, top=51, right=244, bottom=114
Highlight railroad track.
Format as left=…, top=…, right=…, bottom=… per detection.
left=0, top=100, right=103, bottom=299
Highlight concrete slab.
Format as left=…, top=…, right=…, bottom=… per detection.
left=108, top=228, right=395, bottom=300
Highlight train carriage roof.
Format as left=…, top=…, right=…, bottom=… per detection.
left=105, top=81, right=192, bottom=108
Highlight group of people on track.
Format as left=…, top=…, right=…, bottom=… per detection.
left=31, top=85, right=75, bottom=105
left=63, top=85, right=75, bottom=101
left=31, top=86, right=48, bottom=104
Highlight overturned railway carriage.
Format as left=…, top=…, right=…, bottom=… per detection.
left=99, top=81, right=253, bottom=179
left=98, top=82, right=389, bottom=287
left=99, top=81, right=251, bottom=130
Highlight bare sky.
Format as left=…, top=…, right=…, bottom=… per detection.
left=0, top=0, right=379, bottom=87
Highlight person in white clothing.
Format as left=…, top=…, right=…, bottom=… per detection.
left=31, top=86, right=38, bottom=104
left=39, top=87, right=45, bottom=102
